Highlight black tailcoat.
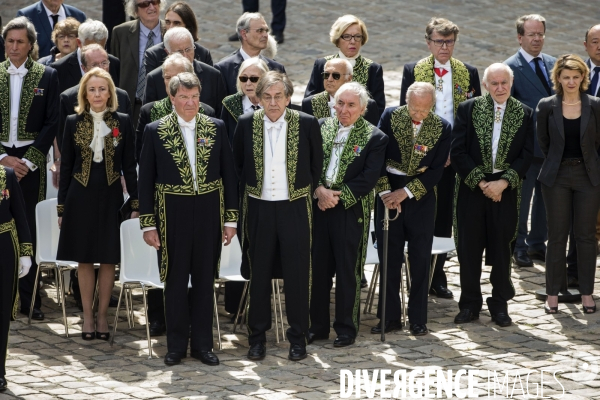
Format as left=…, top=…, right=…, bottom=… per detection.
left=302, top=91, right=380, bottom=126
left=50, top=51, right=120, bottom=94
left=214, top=50, right=286, bottom=96
left=144, top=42, right=214, bottom=75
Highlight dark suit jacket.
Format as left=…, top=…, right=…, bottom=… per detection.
left=58, top=84, right=132, bottom=150
left=58, top=111, right=138, bottom=213
left=504, top=51, right=556, bottom=157
left=110, top=20, right=163, bottom=103
left=302, top=92, right=380, bottom=126
left=0, top=167, right=32, bottom=253
left=304, top=56, right=385, bottom=118
left=143, top=60, right=226, bottom=114
left=587, top=59, right=600, bottom=97
left=16, top=1, right=86, bottom=58
left=144, top=41, right=213, bottom=76
left=0, top=37, right=5, bottom=63
left=537, top=94, right=600, bottom=186
left=214, top=49, right=286, bottom=96
left=51, top=51, right=121, bottom=94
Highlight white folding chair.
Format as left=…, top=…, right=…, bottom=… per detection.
left=215, top=240, right=247, bottom=332
left=31, top=198, right=77, bottom=336
left=45, top=158, right=58, bottom=200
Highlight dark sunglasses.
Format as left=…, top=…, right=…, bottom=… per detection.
left=136, top=0, right=160, bottom=9
left=322, top=72, right=347, bottom=80
left=239, top=76, right=260, bottom=83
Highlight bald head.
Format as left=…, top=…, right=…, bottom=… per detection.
left=584, top=24, right=600, bottom=66
left=323, top=58, right=353, bottom=97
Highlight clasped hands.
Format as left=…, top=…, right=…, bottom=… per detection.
left=0, top=156, right=29, bottom=180
left=142, top=226, right=237, bottom=250
left=381, top=188, right=407, bottom=213
left=479, top=179, right=508, bottom=202
left=314, top=185, right=341, bottom=211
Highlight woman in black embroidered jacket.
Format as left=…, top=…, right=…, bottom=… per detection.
left=57, top=68, right=138, bottom=341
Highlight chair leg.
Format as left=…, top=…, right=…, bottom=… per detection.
left=366, top=264, right=380, bottom=314
left=233, top=281, right=248, bottom=334
left=404, top=253, right=412, bottom=292
left=141, top=284, right=153, bottom=359
left=110, top=285, right=125, bottom=346
left=213, top=291, right=222, bottom=351
left=275, top=279, right=285, bottom=342
left=400, top=262, right=407, bottom=328
left=54, top=266, right=61, bottom=306
left=58, top=267, right=69, bottom=337
left=271, top=280, right=279, bottom=343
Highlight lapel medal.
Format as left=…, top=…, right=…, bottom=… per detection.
left=414, top=143, right=428, bottom=155
left=112, top=127, right=119, bottom=147
left=1, top=189, right=9, bottom=200
left=34, top=88, right=44, bottom=96
left=198, top=137, right=211, bottom=147
left=353, top=145, right=361, bottom=156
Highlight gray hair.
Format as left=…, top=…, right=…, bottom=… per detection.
left=164, top=26, right=193, bottom=52
left=169, top=72, right=201, bottom=96
left=78, top=19, right=109, bottom=44
left=324, top=58, right=353, bottom=76
left=261, top=34, right=278, bottom=59
left=125, top=0, right=168, bottom=19
left=2, top=16, right=37, bottom=49
left=256, top=70, right=293, bottom=99
left=334, top=82, right=369, bottom=111
left=483, top=63, right=514, bottom=85
left=162, top=52, right=193, bottom=74
left=235, top=12, right=265, bottom=42
left=236, top=58, right=269, bottom=93
left=516, top=14, right=546, bottom=35
left=406, top=82, right=436, bottom=105
left=80, top=44, right=107, bottom=69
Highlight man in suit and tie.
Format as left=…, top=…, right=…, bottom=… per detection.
left=504, top=14, right=556, bottom=268
left=16, top=0, right=86, bottom=58
left=51, top=19, right=121, bottom=95
left=110, top=0, right=164, bottom=124
left=144, top=27, right=226, bottom=115
left=215, top=12, right=286, bottom=96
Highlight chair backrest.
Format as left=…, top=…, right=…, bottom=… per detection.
left=46, top=159, right=58, bottom=200
left=219, top=239, right=244, bottom=279
left=431, top=237, right=456, bottom=255
left=35, top=198, right=60, bottom=265
left=120, top=219, right=162, bottom=288
left=365, top=218, right=379, bottom=265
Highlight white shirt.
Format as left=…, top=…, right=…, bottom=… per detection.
left=239, top=47, right=253, bottom=61
left=242, top=95, right=261, bottom=114
left=433, top=59, right=454, bottom=126
left=42, top=3, right=66, bottom=28
left=260, top=111, right=289, bottom=201
left=0, top=61, right=36, bottom=170
left=492, top=101, right=507, bottom=173
left=590, top=59, right=600, bottom=95
left=327, top=95, right=336, bottom=118
left=76, top=48, right=85, bottom=76
left=324, top=123, right=352, bottom=187
left=264, top=111, right=287, bottom=157
left=338, top=51, right=358, bottom=68
left=138, top=23, right=162, bottom=70
left=89, top=109, right=111, bottom=163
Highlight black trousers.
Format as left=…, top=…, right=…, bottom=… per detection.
left=242, top=0, right=287, bottom=33
left=4, top=145, right=43, bottom=310
left=431, top=166, right=454, bottom=287
left=541, top=163, right=600, bottom=296
left=376, top=192, right=435, bottom=325
left=102, top=0, right=126, bottom=51
left=245, top=196, right=311, bottom=346
left=455, top=172, right=518, bottom=314
left=309, top=200, right=368, bottom=338
left=0, top=227, right=19, bottom=377
left=161, top=193, right=221, bottom=354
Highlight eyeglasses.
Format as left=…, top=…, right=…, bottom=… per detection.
left=174, top=45, right=195, bottom=55
left=90, top=60, right=110, bottom=68
left=136, top=0, right=160, bottom=9
left=340, top=34, right=363, bottom=42
left=239, top=76, right=260, bottom=83
left=57, top=34, right=77, bottom=40
left=322, top=72, right=349, bottom=80
left=525, top=33, right=545, bottom=39
left=428, top=38, right=455, bottom=47
left=247, top=28, right=269, bottom=35
left=177, top=94, right=200, bottom=101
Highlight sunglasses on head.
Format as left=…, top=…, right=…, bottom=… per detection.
left=136, top=0, right=160, bottom=9
left=239, top=76, right=260, bottom=83
left=322, top=72, right=344, bottom=80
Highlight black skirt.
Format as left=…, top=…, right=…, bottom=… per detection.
left=57, top=162, right=123, bottom=264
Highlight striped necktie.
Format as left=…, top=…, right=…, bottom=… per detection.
left=135, top=30, right=155, bottom=100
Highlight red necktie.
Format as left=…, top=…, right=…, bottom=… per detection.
left=412, top=120, right=421, bottom=125
left=434, top=68, right=449, bottom=78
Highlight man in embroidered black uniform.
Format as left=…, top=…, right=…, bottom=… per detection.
left=399, top=17, right=481, bottom=300
left=302, top=59, right=379, bottom=126
left=374, top=82, right=451, bottom=336
left=0, top=17, right=59, bottom=321
left=233, top=71, right=323, bottom=361
left=452, top=63, right=533, bottom=327
left=308, top=82, right=387, bottom=347
left=138, top=72, right=238, bottom=366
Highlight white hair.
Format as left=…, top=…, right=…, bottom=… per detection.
left=261, top=34, right=278, bottom=59
left=406, top=82, right=436, bottom=105
left=324, top=58, right=353, bottom=75
left=334, top=81, right=369, bottom=110
left=164, top=26, right=194, bottom=52
left=162, top=52, right=193, bottom=74
left=124, top=0, right=168, bottom=18
left=78, top=19, right=109, bottom=43
left=483, top=63, right=514, bottom=85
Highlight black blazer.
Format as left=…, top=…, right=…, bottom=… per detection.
left=143, top=60, right=226, bottom=114
left=0, top=167, right=32, bottom=253
left=144, top=41, right=213, bottom=75
left=302, top=92, right=380, bottom=126
left=214, top=49, right=286, bottom=96
left=537, top=94, right=600, bottom=186
left=0, top=37, right=5, bottom=63
left=233, top=109, right=323, bottom=201
left=50, top=51, right=121, bottom=94
left=58, top=84, right=132, bottom=150
left=304, top=55, right=385, bottom=118
left=58, top=111, right=138, bottom=214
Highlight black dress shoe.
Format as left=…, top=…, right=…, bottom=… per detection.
left=360, top=277, right=368, bottom=289
left=491, top=312, right=512, bottom=327
left=429, top=285, right=453, bottom=298
left=149, top=321, right=166, bottom=336
left=513, top=251, right=533, bottom=267
left=190, top=350, right=219, bottom=366
left=273, top=31, right=284, bottom=44
left=288, top=344, right=307, bottom=361
left=247, top=342, right=266, bottom=361
left=307, top=332, right=328, bottom=344
left=0, top=376, right=6, bottom=391
left=567, top=275, right=579, bottom=288
left=527, top=249, right=546, bottom=262
left=228, top=32, right=239, bottom=41
left=454, top=309, right=479, bottom=324
left=21, top=308, right=44, bottom=320
left=409, top=324, right=428, bottom=336
left=370, top=319, right=402, bottom=334
left=95, top=331, right=110, bottom=341
left=164, top=352, right=185, bottom=366
left=333, top=335, right=355, bottom=347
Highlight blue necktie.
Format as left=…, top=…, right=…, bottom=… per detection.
left=588, top=66, right=600, bottom=97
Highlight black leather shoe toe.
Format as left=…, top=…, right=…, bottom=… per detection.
left=409, top=324, right=428, bottom=336
left=164, top=352, right=185, bottom=366
left=247, top=342, right=266, bottom=361
left=370, top=319, right=402, bottom=334
left=454, top=309, right=479, bottom=324
left=527, top=249, right=546, bottom=262
left=273, top=31, right=284, bottom=44
left=288, top=344, right=307, bottom=361
left=429, top=285, right=453, bottom=298
left=191, top=350, right=219, bottom=366
left=491, top=312, right=512, bottom=327
left=360, top=277, right=368, bottom=289
left=333, top=335, right=355, bottom=347
left=149, top=321, right=166, bottom=336
left=0, top=376, right=7, bottom=391
left=513, top=251, right=533, bottom=267
left=22, top=308, right=44, bottom=321
left=307, top=332, right=328, bottom=344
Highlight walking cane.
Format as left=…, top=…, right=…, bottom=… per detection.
left=380, top=206, right=400, bottom=342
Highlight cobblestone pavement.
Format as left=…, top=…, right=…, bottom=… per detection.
left=2, top=1, right=600, bottom=399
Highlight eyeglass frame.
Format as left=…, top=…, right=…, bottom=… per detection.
left=245, top=28, right=270, bottom=35
left=89, top=60, right=111, bottom=69
left=173, top=45, right=196, bottom=56
left=136, top=0, right=160, bottom=9
left=340, top=34, right=363, bottom=42
left=426, top=37, right=457, bottom=47
left=524, top=33, right=546, bottom=39
left=239, top=76, right=260, bottom=83
left=321, top=72, right=350, bottom=80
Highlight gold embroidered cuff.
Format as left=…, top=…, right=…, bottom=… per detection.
left=139, top=214, right=156, bottom=229
left=501, top=168, right=520, bottom=189
left=224, top=209, right=239, bottom=223
left=56, top=204, right=64, bottom=217
left=339, top=184, right=357, bottom=209
left=130, top=199, right=139, bottom=211
left=465, top=167, right=485, bottom=190
left=375, top=176, right=391, bottom=194
left=23, top=146, right=45, bottom=170
left=406, top=178, right=427, bottom=201
left=19, top=243, right=33, bottom=257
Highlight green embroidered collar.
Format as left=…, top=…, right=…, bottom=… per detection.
left=150, top=97, right=173, bottom=122
left=0, top=167, right=6, bottom=202
left=311, top=91, right=331, bottom=120
left=324, top=54, right=373, bottom=87
left=222, top=92, right=244, bottom=122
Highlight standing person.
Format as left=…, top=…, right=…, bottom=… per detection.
left=139, top=72, right=238, bottom=366
left=537, top=54, right=600, bottom=314
left=0, top=17, right=59, bottom=321
left=304, top=15, right=385, bottom=118
left=0, top=166, right=33, bottom=392
left=57, top=68, right=139, bottom=340
left=399, top=17, right=481, bottom=299
left=228, top=1, right=286, bottom=44
left=102, top=0, right=126, bottom=52
left=37, top=17, right=80, bottom=66
left=504, top=14, right=556, bottom=267
left=233, top=71, right=323, bottom=361
left=308, top=82, right=387, bottom=347
left=452, top=63, right=534, bottom=327
left=372, top=82, right=451, bottom=336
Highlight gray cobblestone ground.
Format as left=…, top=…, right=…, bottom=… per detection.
left=2, top=1, right=600, bottom=399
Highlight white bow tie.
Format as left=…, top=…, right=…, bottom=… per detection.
left=327, top=100, right=336, bottom=109
left=7, top=65, right=27, bottom=78
left=264, top=120, right=283, bottom=131
left=179, top=120, right=195, bottom=130
left=434, top=63, right=449, bottom=70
